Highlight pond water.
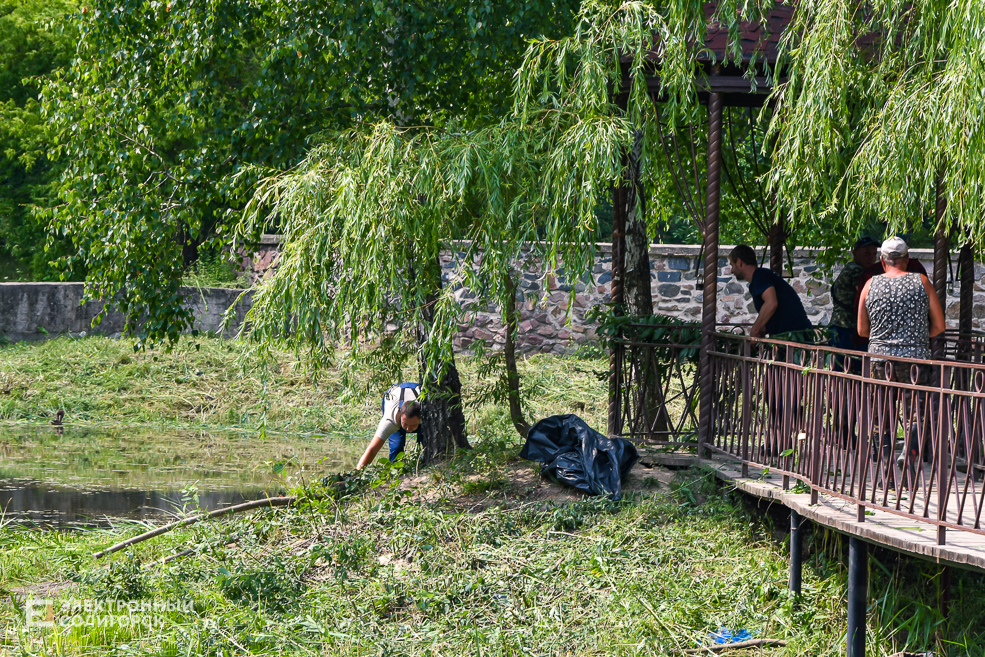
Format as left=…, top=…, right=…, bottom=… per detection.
left=0, top=424, right=362, bottom=528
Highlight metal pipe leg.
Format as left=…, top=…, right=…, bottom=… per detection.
left=847, top=537, right=868, bottom=657
left=789, top=510, right=802, bottom=596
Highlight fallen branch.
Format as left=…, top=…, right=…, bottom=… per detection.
left=94, top=496, right=296, bottom=559
left=146, top=548, right=195, bottom=568
left=683, top=639, right=788, bottom=654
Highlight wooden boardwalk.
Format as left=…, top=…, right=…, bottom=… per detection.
left=648, top=452, right=985, bottom=573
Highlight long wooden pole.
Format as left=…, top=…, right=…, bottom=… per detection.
left=93, top=496, right=296, bottom=559
left=607, top=183, right=627, bottom=437
left=698, top=92, right=724, bottom=456
left=933, top=176, right=949, bottom=311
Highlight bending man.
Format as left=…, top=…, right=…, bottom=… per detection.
left=357, top=382, right=422, bottom=468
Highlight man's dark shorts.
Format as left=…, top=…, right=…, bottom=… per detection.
left=872, top=359, right=934, bottom=386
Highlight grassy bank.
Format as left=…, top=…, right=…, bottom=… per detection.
left=2, top=337, right=985, bottom=655
left=0, top=336, right=609, bottom=436
left=3, top=459, right=984, bottom=656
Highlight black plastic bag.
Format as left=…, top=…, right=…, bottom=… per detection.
left=519, top=414, right=639, bottom=500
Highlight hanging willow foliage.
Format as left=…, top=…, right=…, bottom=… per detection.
left=234, top=119, right=606, bottom=390
left=768, top=0, right=985, bottom=248
left=234, top=0, right=795, bottom=386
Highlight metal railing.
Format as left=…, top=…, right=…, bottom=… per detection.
left=708, top=334, right=985, bottom=545
left=609, top=322, right=746, bottom=446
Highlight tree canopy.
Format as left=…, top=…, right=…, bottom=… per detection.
left=0, top=0, right=76, bottom=280
left=767, top=0, right=985, bottom=253
left=40, top=0, right=578, bottom=344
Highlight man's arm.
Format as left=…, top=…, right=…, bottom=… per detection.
left=857, top=279, right=872, bottom=338
left=921, top=274, right=946, bottom=337
left=750, top=286, right=777, bottom=338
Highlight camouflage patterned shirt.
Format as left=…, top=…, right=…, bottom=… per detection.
left=829, top=261, right=864, bottom=329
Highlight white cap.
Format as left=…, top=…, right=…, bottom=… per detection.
left=880, top=236, right=908, bottom=259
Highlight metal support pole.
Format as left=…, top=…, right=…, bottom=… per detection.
left=789, top=510, right=802, bottom=596
left=607, top=184, right=627, bottom=437
left=769, top=219, right=784, bottom=275
left=698, top=92, right=724, bottom=458
left=959, top=241, right=974, bottom=352
left=933, top=182, right=950, bottom=359
left=847, top=536, right=868, bottom=657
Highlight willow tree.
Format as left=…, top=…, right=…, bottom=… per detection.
left=237, top=116, right=609, bottom=458
left=511, top=0, right=809, bottom=316
left=767, top=0, right=985, bottom=256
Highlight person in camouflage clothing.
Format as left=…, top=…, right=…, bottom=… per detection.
left=829, top=236, right=879, bottom=350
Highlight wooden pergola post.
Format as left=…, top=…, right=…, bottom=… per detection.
left=698, top=92, right=724, bottom=457
left=932, top=177, right=950, bottom=310
left=769, top=219, right=784, bottom=275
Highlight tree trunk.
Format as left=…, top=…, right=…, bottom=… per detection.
left=620, top=130, right=674, bottom=441
left=416, top=257, right=470, bottom=465
left=418, top=358, right=470, bottom=464
left=623, top=130, right=654, bottom=318
left=503, top=273, right=530, bottom=438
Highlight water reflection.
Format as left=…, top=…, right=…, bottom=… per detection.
left=0, top=424, right=360, bottom=528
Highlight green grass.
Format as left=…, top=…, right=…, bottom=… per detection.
left=1, top=338, right=984, bottom=655
left=3, top=463, right=983, bottom=656
left=0, top=335, right=609, bottom=437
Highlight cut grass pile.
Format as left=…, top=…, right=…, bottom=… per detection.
left=3, top=461, right=984, bottom=656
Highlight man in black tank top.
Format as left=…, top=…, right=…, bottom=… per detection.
left=729, top=245, right=813, bottom=339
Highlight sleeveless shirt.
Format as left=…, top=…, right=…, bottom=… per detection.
left=864, top=273, right=931, bottom=360
left=374, top=383, right=420, bottom=439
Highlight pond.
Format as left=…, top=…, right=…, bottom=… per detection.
left=0, top=424, right=362, bottom=528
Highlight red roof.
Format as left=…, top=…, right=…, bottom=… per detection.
left=700, top=2, right=794, bottom=64
left=633, top=2, right=795, bottom=66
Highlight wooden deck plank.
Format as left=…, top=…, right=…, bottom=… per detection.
left=696, top=455, right=985, bottom=573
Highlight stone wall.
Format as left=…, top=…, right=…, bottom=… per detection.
left=240, top=237, right=985, bottom=353
left=18, top=241, right=977, bottom=350
left=460, top=244, right=985, bottom=353
left=0, top=283, right=252, bottom=342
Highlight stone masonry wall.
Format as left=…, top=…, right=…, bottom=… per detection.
left=0, top=283, right=252, bottom=342
left=240, top=238, right=985, bottom=354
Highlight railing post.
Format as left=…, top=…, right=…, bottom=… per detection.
left=782, top=344, right=795, bottom=490
left=741, top=339, right=751, bottom=478
left=937, top=363, right=951, bottom=545
left=857, top=355, right=871, bottom=521
left=698, top=91, right=723, bottom=459
left=810, top=354, right=823, bottom=505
